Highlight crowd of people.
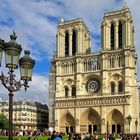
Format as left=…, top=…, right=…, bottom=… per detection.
left=1, top=129, right=140, bottom=139
left=49, top=131, right=140, bottom=140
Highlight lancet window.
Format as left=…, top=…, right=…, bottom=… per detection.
left=110, top=23, right=115, bottom=50
left=65, top=32, right=69, bottom=56
left=111, top=82, right=115, bottom=94
left=72, top=30, right=77, bottom=56
left=65, top=86, right=69, bottom=97
left=118, top=22, right=123, bottom=49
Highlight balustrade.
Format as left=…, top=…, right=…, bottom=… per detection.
left=57, top=51, right=124, bottom=75
left=55, top=94, right=130, bottom=108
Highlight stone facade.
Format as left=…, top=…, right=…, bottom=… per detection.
left=1, top=100, right=48, bottom=131
left=49, top=56, right=56, bottom=131
left=49, top=6, right=140, bottom=134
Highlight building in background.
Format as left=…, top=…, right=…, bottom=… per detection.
left=49, top=5, right=140, bottom=134
left=0, top=98, right=2, bottom=113
left=49, top=56, right=56, bottom=131
left=1, top=100, right=48, bottom=131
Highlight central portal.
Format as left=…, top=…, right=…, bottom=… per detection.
left=80, top=108, right=101, bottom=134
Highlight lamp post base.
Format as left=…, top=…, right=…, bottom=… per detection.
left=8, top=92, right=13, bottom=140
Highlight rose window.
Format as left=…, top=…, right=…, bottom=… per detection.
left=85, top=78, right=100, bottom=93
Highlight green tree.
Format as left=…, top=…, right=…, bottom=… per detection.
left=0, top=113, right=9, bottom=129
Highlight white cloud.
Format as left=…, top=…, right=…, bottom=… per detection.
left=0, top=0, right=140, bottom=104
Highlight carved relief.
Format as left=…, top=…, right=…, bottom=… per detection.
left=55, top=95, right=130, bottom=108
left=67, top=79, right=73, bottom=85
left=113, top=74, right=119, bottom=81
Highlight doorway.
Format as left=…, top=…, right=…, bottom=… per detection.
left=88, top=125, right=92, bottom=133
left=112, top=125, right=115, bottom=133
left=117, top=124, right=121, bottom=133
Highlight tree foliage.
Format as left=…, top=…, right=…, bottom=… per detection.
left=0, top=113, right=9, bottom=129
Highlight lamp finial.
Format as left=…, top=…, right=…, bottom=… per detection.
left=10, top=30, right=17, bottom=41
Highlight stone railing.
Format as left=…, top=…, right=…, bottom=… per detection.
left=56, top=53, right=101, bottom=75
left=81, top=54, right=102, bottom=72
left=56, top=50, right=125, bottom=75
left=55, top=94, right=130, bottom=108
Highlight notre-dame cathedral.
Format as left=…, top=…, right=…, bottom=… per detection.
left=49, top=5, right=139, bottom=134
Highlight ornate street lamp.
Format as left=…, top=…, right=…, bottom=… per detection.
left=127, top=115, right=132, bottom=134
left=135, top=119, right=138, bottom=134
left=0, top=39, right=4, bottom=66
left=0, top=31, right=35, bottom=140
left=19, top=50, right=35, bottom=91
left=4, top=31, right=22, bottom=70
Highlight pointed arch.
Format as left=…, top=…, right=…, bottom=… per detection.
left=118, top=22, right=123, bottom=49
left=118, top=81, right=123, bottom=93
left=110, top=23, right=115, bottom=50
left=80, top=108, right=101, bottom=124
left=108, top=73, right=124, bottom=85
left=80, top=107, right=101, bottom=133
left=64, top=86, right=69, bottom=97
left=59, top=111, right=75, bottom=133
left=107, top=109, right=124, bottom=133
left=62, top=78, right=74, bottom=87
left=65, top=31, right=69, bottom=57
left=71, top=85, right=76, bottom=97
left=110, top=82, right=115, bottom=94
left=60, top=111, right=75, bottom=125
left=72, top=29, right=77, bottom=56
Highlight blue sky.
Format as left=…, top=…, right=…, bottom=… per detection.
left=0, top=0, right=140, bottom=104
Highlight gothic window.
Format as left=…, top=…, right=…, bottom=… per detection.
left=111, top=82, right=115, bottom=94
left=112, top=57, right=115, bottom=68
left=109, top=56, right=111, bottom=68
left=65, top=86, right=69, bottom=97
left=110, top=23, right=115, bottom=50
left=118, top=81, right=123, bottom=93
left=72, top=30, right=77, bottom=56
left=118, top=22, right=123, bottom=49
left=118, top=56, right=121, bottom=67
left=65, top=32, right=69, bottom=57
left=72, top=86, right=76, bottom=97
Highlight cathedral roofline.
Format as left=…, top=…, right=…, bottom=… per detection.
left=104, top=4, right=131, bottom=17
left=58, top=18, right=89, bottom=32
left=59, top=18, right=83, bottom=25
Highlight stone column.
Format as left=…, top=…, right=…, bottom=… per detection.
left=69, top=31, right=72, bottom=56
left=77, top=28, right=83, bottom=54
left=56, top=33, right=59, bottom=57
left=101, top=22, right=106, bottom=50
left=106, top=24, right=110, bottom=50
left=59, top=32, right=65, bottom=57
left=126, top=20, right=131, bottom=47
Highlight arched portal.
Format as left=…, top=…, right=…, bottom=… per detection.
left=80, top=108, right=101, bottom=134
left=60, top=112, right=75, bottom=133
left=107, top=109, right=124, bottom=133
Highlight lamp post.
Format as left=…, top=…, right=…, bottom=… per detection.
left=127, top=115, right=132, bottom=134
left=135, top=119, right=138, bottom=134
left=106, top=121, right=109, bottom=140
left=0, top=31, right=35, bottom=140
